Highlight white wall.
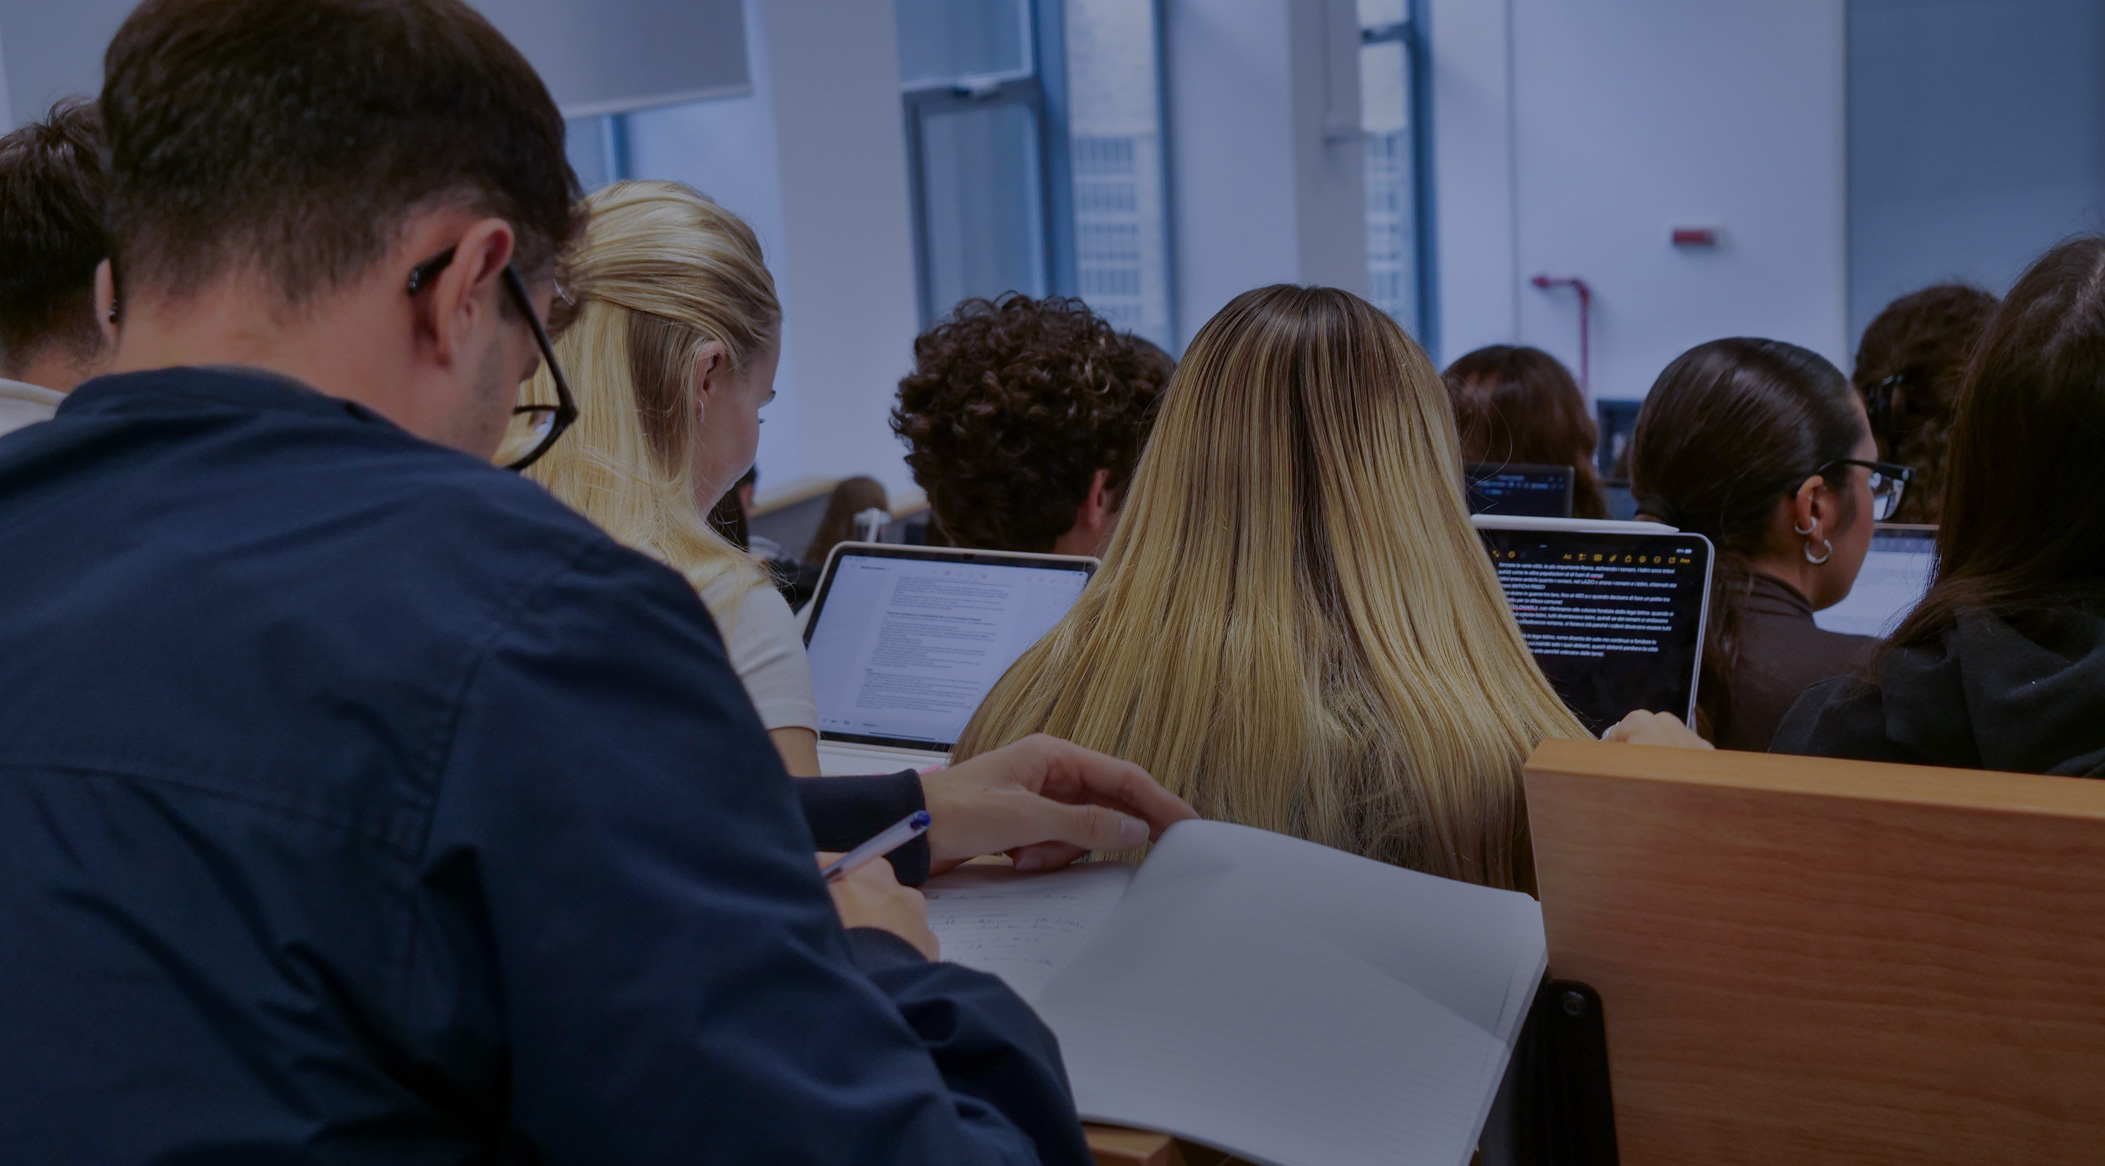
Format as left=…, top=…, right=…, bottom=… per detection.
left=755, top=0, right=922, bottom=500
left=1164, top=0, right=1367, bottom=344
left=622, top=0, right=922, bottom=501
left=1430, top=0, right=1850, bottom=400
left=624, top=20, right=801, bottom=494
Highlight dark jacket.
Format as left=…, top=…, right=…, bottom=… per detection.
left=0, top=368, right=1086, bottom=1163
left=1775, top=605, right=2105, bottom=776
left=1718, top=573, right=1876, bottom=752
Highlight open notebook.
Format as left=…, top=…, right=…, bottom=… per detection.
left=925, top=821, right=1547, bottom=1166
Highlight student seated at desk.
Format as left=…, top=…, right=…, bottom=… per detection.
left=523, top=180, right=820, bottom=775
left=1442, top=344, right=1610, bottom=518
left=1852, top=283, right=1998, bottom=525
left=1776, top=236, right=2105, bottom=776
left=1627, top=338, right=1909, bottom=751
left=955, top=285, right=1586, bottom=891
left=0, top=99, right=111, bottom=437
left=891, top=294, right=1173, bottom=556
left=0, top=1, right=1194, bottom=1158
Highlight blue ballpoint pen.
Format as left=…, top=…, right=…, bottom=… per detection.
left=819, top=810, right=933, bottom=882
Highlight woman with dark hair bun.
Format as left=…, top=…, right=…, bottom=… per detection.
left=1852, top=283, right=1999, bottom=525
left=1442, top=346, right=1610, bottom=519
left=1776, top=237, right=2105, bottom=774
left=1627, top=338, right=1910, bottom=750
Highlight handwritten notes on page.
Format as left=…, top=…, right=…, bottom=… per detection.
left=924, top=862, right=1136, bottom=1002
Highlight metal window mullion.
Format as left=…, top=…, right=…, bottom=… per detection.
left=1035, top=0, right=1077, bottom=301
left=1405, top=0, right=1439, bottom=357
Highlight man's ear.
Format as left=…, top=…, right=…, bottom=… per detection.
left=94, top=260, right=119, bottom=347
left=418, top=219, right=515, bottom=367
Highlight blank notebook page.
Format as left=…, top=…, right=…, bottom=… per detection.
left=1033, top=821, right=1546, bottom=1166
left=923, top=863, right=1136, bottom=1002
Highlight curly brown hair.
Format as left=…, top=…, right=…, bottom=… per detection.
left=891, top=295, right=1173, bottom=552
left=1852, top=283, right=1999, bottom=524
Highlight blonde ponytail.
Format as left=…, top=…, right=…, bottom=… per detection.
left=524, top=180, right=781, bottom=627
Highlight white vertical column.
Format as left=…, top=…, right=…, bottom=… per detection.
left=1164, top=0, right=1367, bottom=345
left=1425, top=0, right=1520, bottom=363
left=758, top=0, right=922, bottom=499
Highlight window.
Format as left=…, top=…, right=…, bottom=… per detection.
left=1359, top=0, right=1436, bottom=351
left=898, top=0, right=1174, bottom=349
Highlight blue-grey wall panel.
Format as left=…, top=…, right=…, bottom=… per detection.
left=1849, top=0, right=2105, bottom=346
left=1, top=0, right=749, bottom=128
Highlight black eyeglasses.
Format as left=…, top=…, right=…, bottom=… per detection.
left=1816, top=457, right=1915, bottom=522
left=407, top=245, right=577, bottom=472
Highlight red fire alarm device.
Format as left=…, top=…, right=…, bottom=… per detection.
left=1671, top=227, right=1718, bottom=247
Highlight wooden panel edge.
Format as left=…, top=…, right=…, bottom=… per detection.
left=1524, top=737, right=2105, bottom=819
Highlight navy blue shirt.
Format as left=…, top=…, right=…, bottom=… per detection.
left=0, top=369, right=1088, bottom=1163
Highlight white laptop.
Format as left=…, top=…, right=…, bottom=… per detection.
left=802, top=542, right=1098, bottom=775
left=1812, top=523, right=1937, bottom=638
left=1472, top=515, right=1716, bottom=734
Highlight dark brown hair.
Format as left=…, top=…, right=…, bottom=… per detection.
left=1628, top=338, right=1862, bottom=741
left=1887, top=237, right=2105, bottom=655
left=0, top=99, right=108, bottom=375
left=891, top=295, right=1173, bottom=553
left=804, top=476, right=889, bottom=566
left=1441, top=345, right=1609, bottom=519
left=100, top=0, right=582, bottom=306
left=1851, top=284, right=1999, bottom=524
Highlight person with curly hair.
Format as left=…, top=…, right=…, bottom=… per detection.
left=891, top=294, right=1173, bottom=555
left=1852, top=283, right=1999, bottom=524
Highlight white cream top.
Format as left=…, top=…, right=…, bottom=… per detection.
left=699, top=574, right=819, bottom=733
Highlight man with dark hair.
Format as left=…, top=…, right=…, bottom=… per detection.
left=892, top=294, right=1174, bottom=554
left=0, top=98, right=110, bottom=435
left=0, top=0, right=1189, bottom=1160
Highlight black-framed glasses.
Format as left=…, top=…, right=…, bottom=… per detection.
left=407, top=245, right=577, bottom=472
left=1817, top=457, right=1914, bottom=522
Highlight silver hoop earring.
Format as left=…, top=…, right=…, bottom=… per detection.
left=1792, top=518, right=1816, bottom=536
left=1804, top=537, right=1832, bottom=566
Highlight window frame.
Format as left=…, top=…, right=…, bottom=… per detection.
left=1361, top=2, right=1439, bottom=356
left=899, top=0, right=1174, bottom=341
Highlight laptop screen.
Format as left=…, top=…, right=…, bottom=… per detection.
left=1812, top=524, right=1937, bottom=638
left=1476, top=522, right=1715, bottom=733
left=802, top=545, right=1095, bottom=751
left=1465, top=463, right=1575, bottom=518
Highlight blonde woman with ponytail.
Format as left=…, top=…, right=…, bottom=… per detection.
left=522, top=180, right=819, bottom=774
left=954, top=285, right=1585, bottom=890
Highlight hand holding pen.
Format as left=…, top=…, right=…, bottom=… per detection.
left=819, top=811, right=938, bottom=959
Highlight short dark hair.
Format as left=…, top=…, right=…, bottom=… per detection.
left=100, top=0, right=582, bottom=306
left=1442, top=345, right=1610, bottom=519
left=1851, top=283, right=1999, bottom=524
left=891, top=295, right=1173, bottom=553
left=1628, top=338, right=1859, bottom=741
left=0, top=99, right=109, bottom=375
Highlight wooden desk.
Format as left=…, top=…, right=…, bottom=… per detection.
left=1083, top=1124, right=1257, bottom=1166
left=1525, top=739, right=2105, bottom=1165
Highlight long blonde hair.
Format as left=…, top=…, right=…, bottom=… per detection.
left=953, top=285, right=1584, bottom=890
left=525, top=180, right=780, bottom=626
